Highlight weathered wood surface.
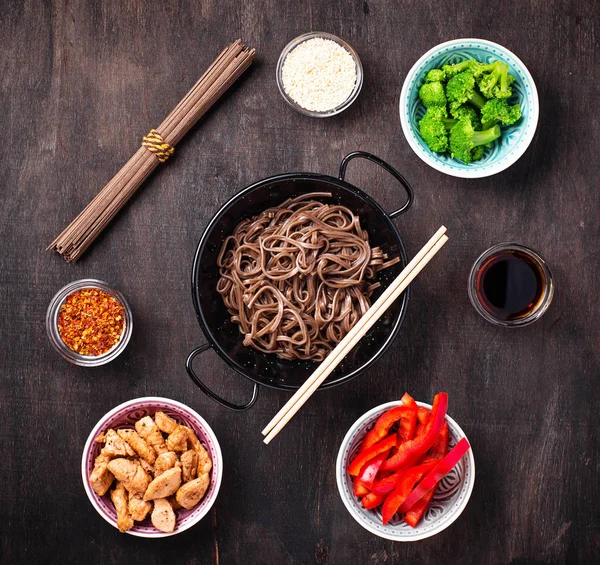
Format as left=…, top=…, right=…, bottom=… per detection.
left=1, top=1, right=598, bottom=563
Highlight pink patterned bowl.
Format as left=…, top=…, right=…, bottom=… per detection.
left=81, top=397, right=223, bottom=538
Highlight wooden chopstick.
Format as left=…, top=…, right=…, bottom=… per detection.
left=262, top=226, right=448, bottom=444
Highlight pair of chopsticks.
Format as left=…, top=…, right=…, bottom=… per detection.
left=262, top=226, right=448, bottom=445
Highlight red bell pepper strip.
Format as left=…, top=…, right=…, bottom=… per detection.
left=362, top=492, right=385, bottom=509
left=357, top=452, right=389, bottom=489
left=424, top=422, right=449, bottom=462
left=381, top=461, right=438, bottom=524
left=417, top=406, right=430, bottom=425
left=398, top=393, right=418, bottom=441
left=360, top=405, right=417, bottom=452
left=371, top=470, right=404, bottom=496
left=381, top=393, right=448, bottom=472
left=348, top=434, right=396, bottom=476
left=353, top=479, right=370, bottom=497
left=398, top=437, right=471, bottom=514
left=404, top=485, right=437, bottom=527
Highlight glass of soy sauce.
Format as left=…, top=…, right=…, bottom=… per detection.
left=468, top=243, right=554, bottom=327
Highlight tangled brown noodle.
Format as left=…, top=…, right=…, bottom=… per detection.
left=216, top=193, right=399, bottom=361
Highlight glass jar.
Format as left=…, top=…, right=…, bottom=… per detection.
left=276, top=31, right=364, bottom=118
left=46, top=279, right=133, bottom=366
left=467, top=243, right=554, bottom=327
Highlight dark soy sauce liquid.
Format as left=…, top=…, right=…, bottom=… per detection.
left=475, top=250, right=545, bottom=321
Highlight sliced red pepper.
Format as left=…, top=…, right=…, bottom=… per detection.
left=398, top=437, right=471, bottom=515
left=424, top=422, right=449, bottom=462
left=398, top=393, right=418, bottom=441
left=362, top=492, right=385, bottom=509
left=371, top=470, right=404, bottom=496
left=353, top=479, right=370, bottom=497
left=417, top=406, right=430, bottom=425
left=361, top=405, right=417, bottom=452
left=381, top=461, right=438, bottom=524
left=381, top=393, right=448, bottom=472
left=357, top=452, right=388, bottom=489
left=404, top=485, right=437, bottom=528
left=348, top=434, right=396, bottom=476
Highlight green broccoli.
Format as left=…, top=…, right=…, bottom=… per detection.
left=418, top=81, right=446, bottom=107
left=424, top=69, right=446, bottom=83
left=449, top=118, right=501, bottom=163
left=445, top=71, right=487, bottom=110
left=449, top=103, right=482, bottom=129
left=419, top=107, right=457, bottom=153
left=477, top=61, right=515, bottom=99
left=441, top=59, right=476, bottom=79
left=481, top=99, right=522, bottom=129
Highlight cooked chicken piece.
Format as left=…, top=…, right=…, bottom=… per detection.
left=107, top=458, right=151, bottom=495
left=111, top=482, right=134, bottom=532
left=154, top=411, right=178, bottom=434
left=117, top=429, right=157, bottom=464
left=185, top=428, right=213, bottom=475
left=135, top=416, right=168, bottom=455
left=154, top=451, right=178, bottom=476
left=151, top=498, right=176, bottom=533
left=94, top=432, right=106, bottom=443
left=143, top=467, right=182, bottom=501
left=165, top=426, right=188, bottom=452
left=167, top=495, right=182, bottom=511
left=180, top=450, right=198, bottom=483
left=89, top=452, right=114, bottom=496
left=176, top=473, right=210, bottom=510
left=140, top=459, right=155, bottom=476
left=128, top=491, right=152, bottom=522
left=101, top=429, right=136, bottom=457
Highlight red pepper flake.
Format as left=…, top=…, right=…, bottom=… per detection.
left=57, top=288, right=125, bottom=356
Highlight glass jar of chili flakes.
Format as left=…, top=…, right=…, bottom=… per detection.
left=46, top=279, right=133, bottom=366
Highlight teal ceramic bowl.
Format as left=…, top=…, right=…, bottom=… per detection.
left=399, top=38, right=539, bottom=178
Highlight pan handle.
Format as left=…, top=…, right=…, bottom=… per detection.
left=186, top=344, right=259, bottom=411
left=338, top=151, right=414, bottom=219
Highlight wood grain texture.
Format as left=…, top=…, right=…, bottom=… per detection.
left=1, top=0, right=598, bottom=563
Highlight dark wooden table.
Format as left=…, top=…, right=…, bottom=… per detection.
left=2, top=1, right=598, bottom=563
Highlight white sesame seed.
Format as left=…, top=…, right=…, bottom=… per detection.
left=281, top=38, right=357, bottom=113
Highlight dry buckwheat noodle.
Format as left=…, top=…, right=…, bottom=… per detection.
left=48, top=40, right=255, bottom=262
left=216, top=193, right=400, bottom=361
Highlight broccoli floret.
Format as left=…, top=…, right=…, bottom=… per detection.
left=446, top=71, right=487, bottom=110
left=419, top=107, right=451, bottom=153
left=442, top=59, right=477, bottom=79
left=418, top=81, right=446, bottom=107
left=424, top=69, right=446, bottom=83
left=449, top=118, right=501, bottom=163
left=449, top=103, right=482, bottom=129
left=477, top=61, right=515, bottom=99
left=481, top=99, right=522, bottom=129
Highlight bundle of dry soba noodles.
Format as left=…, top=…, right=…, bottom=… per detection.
left=216, top=193, right=400, bottom=361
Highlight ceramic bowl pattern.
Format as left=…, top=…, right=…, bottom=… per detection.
left=336, top=401, right=475, bottom=541
left=399, top=38, right=539, bottom=178
left=81, top=397, right=223, bottom=538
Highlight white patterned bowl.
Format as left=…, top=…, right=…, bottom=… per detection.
left=81, top=397, right=223, bottom=538
left=336, top=401, right=475, bottom=541
left=399, top=38, right=539, bottom=178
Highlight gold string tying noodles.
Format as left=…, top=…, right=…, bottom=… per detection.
left=142, top=129, right=175, bottom=163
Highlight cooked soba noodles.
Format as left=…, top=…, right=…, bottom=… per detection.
left=216, top=193, right=399, bottom=361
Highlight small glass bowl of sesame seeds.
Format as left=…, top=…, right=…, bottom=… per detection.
left=46, top=279, right=133, bottom=366
left=276, top=32, right=363, bottom=118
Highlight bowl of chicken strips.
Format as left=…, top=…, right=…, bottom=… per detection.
left=82, top=397, right=223, bottom=537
